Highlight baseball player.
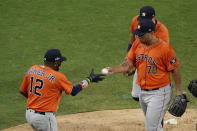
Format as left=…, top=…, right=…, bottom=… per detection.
left=126, top=6, right=169, bottom=102
left=104, top=19, right=185, bottom=131
left=20, top=49, right=104, bottom=131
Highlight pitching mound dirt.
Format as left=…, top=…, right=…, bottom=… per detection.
left=3, top=109, right=197, bottom=131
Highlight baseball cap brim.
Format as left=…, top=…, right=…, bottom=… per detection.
left=60, top=56, right=67, bottom=62
left=133, top=29, right=146, bottom=37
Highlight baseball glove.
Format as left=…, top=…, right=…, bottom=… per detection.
left=168, top=94, right=189, bottom=117
left=188, top=80, right=197, bottom=97
left=87, top=68, right=105, bottom=83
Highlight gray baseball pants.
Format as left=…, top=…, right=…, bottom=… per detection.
left=139, top=83, right=172, bottom=131
left=26, top=109, right=57, bottom=131
left=131, top=70, right=141, bottom=98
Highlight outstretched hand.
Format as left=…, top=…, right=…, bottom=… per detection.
left=88, top=68, right=105, bottom=83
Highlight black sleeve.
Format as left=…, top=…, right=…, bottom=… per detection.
left=71, top=84, right=83, bottom=96
left=127, top=43, right=132, bottom=53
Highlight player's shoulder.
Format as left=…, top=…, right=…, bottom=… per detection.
left=132, top=15, right=139, bottom=20
left=53, top=71, right=71, bottom=86
left=159, top=39, right=171, bottom=50
left=53, top=70, right=67, bottom=79
left=56, top=71, right=66, bottom=77
left=50, top=69, right=63, bottom=76
left=156, top=20, right=168, bottom=31
left=131, top=15, right=139, bottom=23
left=27, top=65, right=38, bottom=71
left=25, top=65, right=37, bottom=75
left=133, top=39, right=141, bottom=47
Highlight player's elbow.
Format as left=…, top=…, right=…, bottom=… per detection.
left=71, top=91, right=77, bottom=96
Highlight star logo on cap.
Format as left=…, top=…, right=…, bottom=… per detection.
left=138, top=25, right=141, bottom=29
left=142, top=12, right=146, bottom=16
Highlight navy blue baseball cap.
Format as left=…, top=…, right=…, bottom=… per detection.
left=133, top=19, right=155, bottom=37
left=44, top=49, right=67, bottom=62
left=137, top=6, right=155, bottom=21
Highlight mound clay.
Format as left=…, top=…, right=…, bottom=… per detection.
left=3, top=109, right=197, bottom=131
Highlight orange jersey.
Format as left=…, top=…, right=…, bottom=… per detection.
left=130, top=15, right=169, bottom=42
left=20, top=65, right=73, bottom=112
left=127, top=39, right=179, bottom=89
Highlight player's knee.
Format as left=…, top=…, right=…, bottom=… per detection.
left=132, top=97, right=139, bottom=102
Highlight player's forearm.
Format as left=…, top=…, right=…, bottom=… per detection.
left=111, top=65, right=130, bottom=74
left=71, top=84, right=83, bottom=96
left=111, top=62, right=134, bottom=75
left=171, top=68, right=182, bottom=95
left=71, top=79, right=90, bottom=96
left=109, top=58, right=134, bottom=75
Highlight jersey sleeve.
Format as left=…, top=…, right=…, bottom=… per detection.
left=127, top=41, right=138, bottom=65
left=57, top=74, right=73, bottom=95
left=164, top=45, right=180, bottom=71
left=20, top=73, right=29, bottom=93
left=156, top=23, right=169, bottom=43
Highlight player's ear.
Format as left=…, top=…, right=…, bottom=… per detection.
left=54, top=61, right=61, bottom=67
left=54, top=61, right=58, bottom=67
left=150, top=32, right=154, bottom=36
left=152, top=17, right=156, bottom=24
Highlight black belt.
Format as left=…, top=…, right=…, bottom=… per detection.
left=27, top=108, right=45, bottom=115
left=142, top=88, right=159, bottom=91
left=35, top=111, right=45, bottom=115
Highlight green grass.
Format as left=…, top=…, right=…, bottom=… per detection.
left=0, top=0, right=197, bottom=129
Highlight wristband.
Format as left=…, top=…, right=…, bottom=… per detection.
left=80, top=80, right=89, bottom=89
left=127, top=43, right=132, bottom=53
left=86, top=78, right=91, bottom=84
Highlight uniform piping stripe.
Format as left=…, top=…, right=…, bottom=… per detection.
left=144, top=46, right=147, bottom=88
left=156, top=86, right=166, bottom=130
left=144, top=41, right=162, bottom=89
left=49, top=117, right=52, bottom=131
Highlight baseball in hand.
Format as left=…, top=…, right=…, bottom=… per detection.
left=101, top=68, right=109, bottom=75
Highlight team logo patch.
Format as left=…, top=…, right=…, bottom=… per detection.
left=170, top=57, right=176, bottom=65
left=138, top=25, right=141, bottom=29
